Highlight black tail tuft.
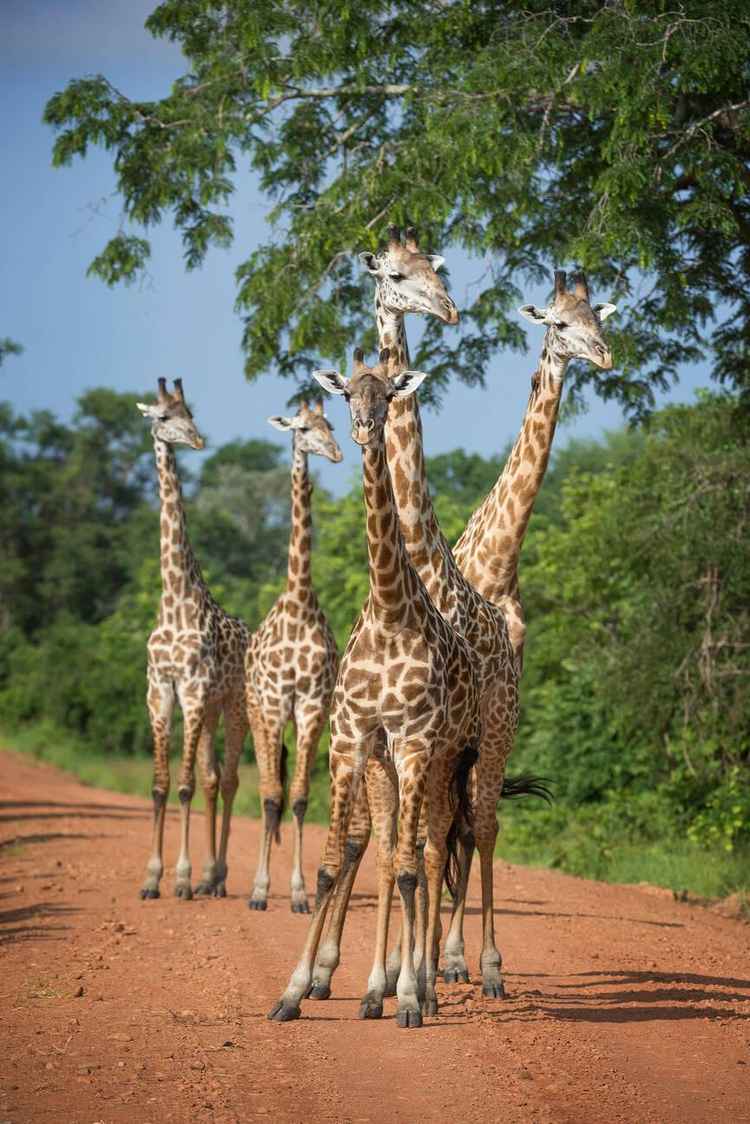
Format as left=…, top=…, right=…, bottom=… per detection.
left=500, top=772, right=553, bottom=804
left=445, top=741, right=479, bottom=900
left=275, top=741, right=289, bottom=845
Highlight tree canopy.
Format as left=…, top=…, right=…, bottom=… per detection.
left=44, top=1, right=750, bottom=416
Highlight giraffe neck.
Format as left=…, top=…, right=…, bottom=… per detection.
left=286, top=438, right=313, bottom=599
left=453, top=336, right=569, bottom=601
left=154, top=438, right=204, bottom=600
left=361, top=429, right=419, bottom=626
left=375, top=296, right=453, bottom=597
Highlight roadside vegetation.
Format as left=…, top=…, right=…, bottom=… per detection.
left=2, top=386, right=747, bottom=901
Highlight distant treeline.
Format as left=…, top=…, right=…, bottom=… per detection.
left=1, top=388, right=748, bottom=876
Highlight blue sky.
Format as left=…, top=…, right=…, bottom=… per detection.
left=1, top=1, right=714, bottom=496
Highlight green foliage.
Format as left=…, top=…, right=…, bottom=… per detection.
left=505, top=391, right=750, bottom=877
left=1, top=384, right=747, bottom=896
left=44, top=2, right=750, bottom=413
left=0, top=338, right=23, bottom=368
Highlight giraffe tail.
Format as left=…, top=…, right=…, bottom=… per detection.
left=499, top=773, right=553, bottom=804
left=445, top=739, right=480, bottom=901
left=275, top=741, right=289, bottom=846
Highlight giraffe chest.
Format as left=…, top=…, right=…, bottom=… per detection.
left=148, top=613, right=247, bottom=690
left=333, top=628, right=458, bottom=737
left=249, top=602, right=337, bottom=699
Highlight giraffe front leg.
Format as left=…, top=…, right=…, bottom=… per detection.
left=140, top=678, right=174, bottom=900
left=422, top=763, right=455, bottom=1017
left=393, top=741, right=429, bottom=1030
left=173, top=690, right=209, bottom=900
left=310, top=774, right=371, bottom=999
left=288, top=705, right=326, bottom=914
left=268, top=739, right=365, bottom=1022
left=358, top=759, right=398, bottom=1019
left=194, top=705, right=222, bottom=896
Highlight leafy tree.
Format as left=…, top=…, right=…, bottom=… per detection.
left=0, top=391, right=155, bottom=634
left=516, top=392, right=750, bottom=849
left=192, top=438, right=291, bottom=604
left=44, top=1, right=750, bottom=415
left=0, top=339, right=22, bottom=368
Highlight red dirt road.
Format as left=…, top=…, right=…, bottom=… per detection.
left=1, top=748, right=749, bottom=1124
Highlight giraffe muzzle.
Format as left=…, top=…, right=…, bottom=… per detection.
left=352, top=421, right=375, bottom=446
left=442, top=301, right=460, bottom=326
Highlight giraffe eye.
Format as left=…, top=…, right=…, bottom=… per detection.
left=554, top=320, right=568, bottom=330
left=389, top=272, right=404, bottom=282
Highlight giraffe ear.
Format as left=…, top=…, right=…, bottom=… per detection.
left=358, top=251, right=381, bottom=275
left=518, top=304, right=550, bottom=325
left=425, top=254, right=445, bottom=272
left=594, top=302, right=617, bottom=322
left=136, top=402, right=162, bottom=419
left=267, top=415, right=296, bottom=431
left=389, top=370, right=428, bottom=399
left=312, top=369, right=349, bottom=396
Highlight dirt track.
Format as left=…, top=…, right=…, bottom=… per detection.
left=1, top=748, right=749, bottom=1123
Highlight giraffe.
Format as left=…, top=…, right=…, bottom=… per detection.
left=246, top=401, right=343, bottom=913
left=453, top=269, right=617, bottom=669
left=268, top=348, right=482, bottom=1028
left=137, top=378, right=249, bottom=901
left=308, top=226, right=524, bottom=1002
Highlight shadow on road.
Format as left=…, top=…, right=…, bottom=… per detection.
left=502, top=967, right=750, bottom=1024
left=459, top=904, right=684, bottom=928
left=0, top=899, right=79, bottom=945
left=0, top=832, right=109, bottom=850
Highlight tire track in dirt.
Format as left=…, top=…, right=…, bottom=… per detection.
left=1, top=748, right=749, bottom=1123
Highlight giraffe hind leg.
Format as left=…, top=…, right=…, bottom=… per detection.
left=206, top=690, right=247, bottom=897
left=193, top=702, right=225, bottom=896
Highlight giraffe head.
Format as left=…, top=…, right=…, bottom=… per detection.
left=136, top=378, right=205, bottom=449
left=518, top=271, right=616, bottom=370
left=359, top=224, right=459, bottom=325
left=268, top=401, right=343, bottom=462
left=313, top=348, right=427, bottom=446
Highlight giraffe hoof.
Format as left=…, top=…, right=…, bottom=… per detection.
left=140, top=888, right=160, bottom=900
left=196, top=880, right=226, bottom=898
left=421, top=997, right=438, bottom=1017
left=482, top=982, right=506, bottom=999
left=308, top=983, right=331, bottom=1000
left=443, top=967, right=470, bottom=984
left=174, top=884, right=193, bottom=900
left=248, top=898, right=268, bottom=911
left=358, top=997, right=383, bottom=1020
left=396, top=1008, right=423, bottom=1030
left=291, top=899, right=310, bottom=914
left=267, top=1000, right=301, bottom=1023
